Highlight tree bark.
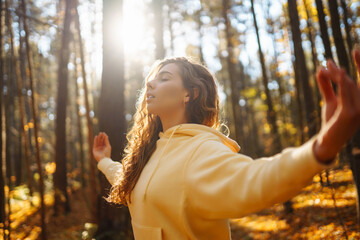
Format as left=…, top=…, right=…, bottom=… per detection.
left=20, top=0, right=47, bottom=237
left=251, top=0, right=282, bottom=154
left=0, top=0, right=7, bottom=236
left=195, top=7, right=205, bottom=64
left=165, top=0, right=175, bottom=56
left=303, top=0, right=321, bottom=130
left=97, top=0, right=131, bottom=237
left=73, top=58, right=86, bottom=189
left=328, top=0, right=350, bottom=73
left=6, top=0, right=33, bottom=197
left=288, top=0, right=317, bottom=139
left=222, top=0, right=245, bottom=149
left=152, top=0, right=165, bottom=59
left=314, top=0, right=333, bottom=60
left=74, top=1, right=98, bottom=221
left=54, top=0, right=75, bottom=216
left=340, top=0, right=356, bottom=78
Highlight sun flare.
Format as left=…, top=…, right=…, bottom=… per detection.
left=123, top=0, right=149, bottom=55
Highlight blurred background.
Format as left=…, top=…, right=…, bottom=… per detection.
left=0, top=0, right=360, bottom=239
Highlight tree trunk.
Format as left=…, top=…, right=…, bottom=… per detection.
left=328, top=0, right=350, bottom=73
left=152, top=0, right=165, bottom=59
left=303, top=0, right=321, bottom=115
left=97, top=0, right=131, bottom=238
left=20, top=0, right=47, bottom=238
left=195, top=7, right=205, bottom=64
left=165, top=0, right=175, bottom=56
left=222, top=0, right=245, bottom=149
left=288, top=0, right=317, bottom=139
left=73, top=58, right=86, bottom=188
left=0, top=0, right=7, bottom=236
left=265, top=7, right=288, bottom=148
left=54, top=0, right=74, bottom=216
left=6, top=0, right=33, bottom=196
left=74, top=1, right=98, bottom=221
left=18, top=28, right=35, bottom=195
left=250, top=0, right=282, bottom=154
left=314, top=0, right=333, bottom=60
left=340, top=0, right=356, bottom=78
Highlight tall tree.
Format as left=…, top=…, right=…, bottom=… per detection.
left=280, top=11, right=306, bottom=144
left=152, top=0, right=165, bottom=59
left=0, top=0, right=7, bottom=237
left=165, top=0, right=175, bottom=55
left=288, top=0, right=317, bottom=139
left=250, top=0, right=282, bottom=154
left=20, top=0, right=46, bottom=238
left=303, top=0, right=321, bottom=128
left=74, top=0, right=97, bottom=212
left=264, top=1, right=290, bottom=147
left=54, top=0, right=75, bottom=215
left=339, top=0, right=356, bottom=78
left=314, top=0, right=333, bottom=60
left=195, top=4, right=205, bottom=64
left=328, top=0, right=350, bottom=73
left=222, top=0, right=245, bottom=149
left=6, top=0, right=33, bottom=198
left=4, top=1, right=18, bottom=237
left=97, top=0, right=131, bottom=237
left=339, top=0, right=353, bottom=56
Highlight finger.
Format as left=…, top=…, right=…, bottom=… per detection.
left=337, top=69, right=353, bottom=108
left=94, top=135, right=98, bottom=147
left=353, top=48, right=360, bottom=74
left=98, top=133, right=102, bottom=146
left=104, top=134, right=110, bottom=147
left=101, top=133, right=105, bottom=145
left=327, top=60, right=341, bottom=84
left=316, top=67, right=336, bottom=102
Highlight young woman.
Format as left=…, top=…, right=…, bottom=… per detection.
left=93, top=50, right=360, bottom=239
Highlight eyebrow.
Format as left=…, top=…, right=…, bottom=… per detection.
left=157, top=71, right=173, bottom=76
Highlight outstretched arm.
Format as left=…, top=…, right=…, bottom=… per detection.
left=185, top=50, right=360, bottom=219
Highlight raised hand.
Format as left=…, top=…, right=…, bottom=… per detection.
left=93, top=132, right=112, bottom=162
left=313, top=48, right=360, bottom=163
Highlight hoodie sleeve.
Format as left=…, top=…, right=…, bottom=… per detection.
left=185, top=135, right=337, bottom=219
left=97, top=157, right=123, bottom=186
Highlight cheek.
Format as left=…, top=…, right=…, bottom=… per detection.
left=158, top=84, right=184, bottom=107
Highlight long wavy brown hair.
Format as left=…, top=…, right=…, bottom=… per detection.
left=104, top=57, right=226, bottom=206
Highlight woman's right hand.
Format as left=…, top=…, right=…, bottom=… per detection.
left=93, top=132, right=112, bottom=162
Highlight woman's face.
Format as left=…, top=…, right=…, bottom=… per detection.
left=146, top=63, right=189, bottom=116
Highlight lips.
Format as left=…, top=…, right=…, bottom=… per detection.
left=146, top=92, right=155, bottom=101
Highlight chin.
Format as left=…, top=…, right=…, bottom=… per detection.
left=146, top=105, right=158, bottom=115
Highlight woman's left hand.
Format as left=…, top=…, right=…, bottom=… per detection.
left=313, top=48, right=360, bottom=163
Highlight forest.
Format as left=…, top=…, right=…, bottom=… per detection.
left=0, top=0, right=360, bottom=239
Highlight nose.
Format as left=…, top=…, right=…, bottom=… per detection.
left=147, top=79, right=154, bottom=89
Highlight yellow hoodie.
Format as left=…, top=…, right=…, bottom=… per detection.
left=97, top=123, right=337, bottom=239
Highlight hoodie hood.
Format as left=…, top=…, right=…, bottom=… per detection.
left=158, top=123, right=240, bottom=152
left=143, top=123, right=240, bottom=201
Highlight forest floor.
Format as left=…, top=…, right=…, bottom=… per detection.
left=1, top=164, right=359, bottom=239
left=230, top=164, right=360, bottom=239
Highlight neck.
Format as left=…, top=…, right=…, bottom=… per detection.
left=160, top=111, right=188, bottom=133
